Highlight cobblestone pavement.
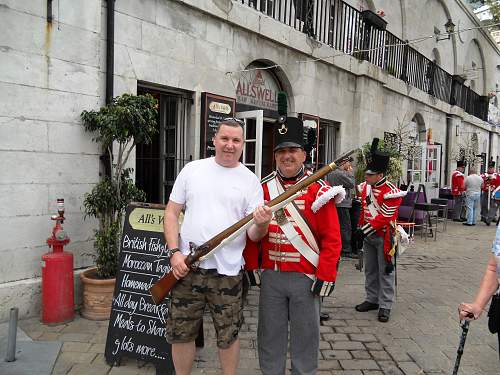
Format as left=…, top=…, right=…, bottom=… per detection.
left=17, top=221, right=500, bottom=374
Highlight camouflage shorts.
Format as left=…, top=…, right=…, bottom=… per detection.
left=166, top=268, right=243, bottom=349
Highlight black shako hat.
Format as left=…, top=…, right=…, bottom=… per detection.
left=274, top=117, right=304, bottom=151
left=488, top=158, right=495, bottom=168
left=456, top=159, right=466, bottom=168
left=365, top=138, right=390, bottom=175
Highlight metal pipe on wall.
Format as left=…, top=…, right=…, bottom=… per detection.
left=106, top=0, right=115, bottom=105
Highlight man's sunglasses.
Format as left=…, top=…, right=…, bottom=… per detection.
left=223, top=117, right=245, bottom=126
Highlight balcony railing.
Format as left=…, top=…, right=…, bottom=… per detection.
left=239, top=0, right=488, bottom=121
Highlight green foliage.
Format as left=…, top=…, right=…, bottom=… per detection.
left=81, top=94, right=158, bottom=148
left=355, top=141, right=404, bottom=185
left=81, top=94, right=158, bottom=278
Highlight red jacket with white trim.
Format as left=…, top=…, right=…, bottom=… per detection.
left=481, top=173, right=499, bottom=192
left=451, top=170, right=465, bottom=196
left=243, top=171, right=343, bottom=284
left=358, top=177, right=405, bottom=261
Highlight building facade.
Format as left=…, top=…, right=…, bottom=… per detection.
left=1, top=0, right=499, bottom=320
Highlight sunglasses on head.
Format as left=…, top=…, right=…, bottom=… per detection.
left=222, top=117, right=245, bottom=126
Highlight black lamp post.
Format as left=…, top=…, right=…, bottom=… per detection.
left=436, top=19, right=455, bottom=42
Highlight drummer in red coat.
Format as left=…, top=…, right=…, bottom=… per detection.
left=243, top=117, right=344, bottom=375
left=354, top=138, right=406, bottom=323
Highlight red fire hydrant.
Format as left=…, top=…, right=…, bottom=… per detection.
left=42, top=198, right=74, bottom=324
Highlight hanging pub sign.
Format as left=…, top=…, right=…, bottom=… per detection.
left=300, top=114, right=320, bottom=169
left=235, top=68, right=281, bottom=112
left=200, top=92, right=236, bottom=158
left=104, top=203, right=174, bottom=375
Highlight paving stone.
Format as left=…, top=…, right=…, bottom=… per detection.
left=397, top=361, right=423, bottom=375
left=339, top=359, right=380, bottom=370
left=331, top=341, right=366, bottom=350
left=57, top=350, right=98, bottom=364
left=59, top=333, right=95, bottom=343
left=335, top=326, right=363, bottom=334
left=323, top=333, right=349, bottom=341
left=61, top=341, right=93, bottom=352
left=319, top=340, right=332, bottom=349
left=364, top=342, right=385, bottom=351
left=67, top=363, right=112, bottom=375
left=385, top=348, right=412, bottom=362
left=321, top=349, right=352, bottom=360
left=318, top=359, right=341, bottom=370
left=369, top=350, right=391, bottom=360
left=320, top=325, right=335, bottom=333
left=349, top=333, right=377, bottom=342
left=350, top=350, right=371, bottom=359
left=345, top=319, right=373, bottom=327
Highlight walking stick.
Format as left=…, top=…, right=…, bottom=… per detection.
left=452, top=320, right=471, bottom=375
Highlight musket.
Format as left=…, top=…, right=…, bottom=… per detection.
left=149, top=150, right=356, bottom=305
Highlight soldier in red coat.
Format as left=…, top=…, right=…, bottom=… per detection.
left=243, top=117, right=344, bottom=375
left=451, top=160, right=466, bottom=222
left=354, top=139, right=406, bottom=323
left=481, top=159, right=499, bottom=225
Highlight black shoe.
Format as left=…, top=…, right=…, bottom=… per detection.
left=378, top=308, right=390, bottom=323
left=355, top=301, right=379, bottom=312
left=485, top=220, right=491, bottom=226
left=320, top=312, right=330, bottom=321
left=453, top=219, right=462, bottom=222
left=463, top=223, right=473, bottom=226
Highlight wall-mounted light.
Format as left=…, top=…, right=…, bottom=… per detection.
left=455, top=124, right=460, bottom=136
left=436, top=19, right=455, bottom=42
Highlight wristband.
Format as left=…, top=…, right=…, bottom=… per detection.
left=169, top=247, right=180, bottom=256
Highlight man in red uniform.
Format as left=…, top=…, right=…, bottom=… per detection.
left=481, top=159, right=499, bottom=225
left=451, top=160, right=466, bottom=222
left=244, top=117, right=343, bottom=375
left=354, top=139, right=406, bottom=323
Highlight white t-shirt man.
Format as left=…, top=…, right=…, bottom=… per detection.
left=169, top=157, right=263, bottom=275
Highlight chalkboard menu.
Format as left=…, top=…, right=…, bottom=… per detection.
left=105, top=203, right=173, bottom=375
left=200, top=92, right=236, bottom=158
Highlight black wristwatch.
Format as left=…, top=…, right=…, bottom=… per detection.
left=169, top=247, right=180, bottom=256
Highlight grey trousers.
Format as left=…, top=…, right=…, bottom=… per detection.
left=363, top=235, right=395, bottom=310
left=481, top=193, right=498, bottom=221
left=453, top=195, right=465, bottom=220
left=258, top=270, right=320, bottom=375
left=337, top=207, right=352, bottom=253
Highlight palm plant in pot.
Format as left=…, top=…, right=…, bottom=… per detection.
left=80, top=93, right=158, bottom=320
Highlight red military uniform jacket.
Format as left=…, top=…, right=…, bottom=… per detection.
left=243, top=171, right=344, bottom=286
left=451, top=170, right=465, bottom=196
left=358, top=177, right=406, bottom=262
left=481, top=172, right=499, bottom=193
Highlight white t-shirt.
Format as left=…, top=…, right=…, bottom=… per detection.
left=169, top=157, right=263, bottom=275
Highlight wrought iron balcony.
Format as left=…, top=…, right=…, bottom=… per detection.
left=239, top=0, right=489, bottom=122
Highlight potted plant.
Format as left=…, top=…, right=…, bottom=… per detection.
left=360, top=9, right=388, bottom=31
left=79, top=93, right=158, bottom=320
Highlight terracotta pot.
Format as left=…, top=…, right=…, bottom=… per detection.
left=80, top=267, right=115, bottom=320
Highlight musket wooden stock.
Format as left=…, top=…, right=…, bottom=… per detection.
left=149, top=150, right=355, bottom=305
